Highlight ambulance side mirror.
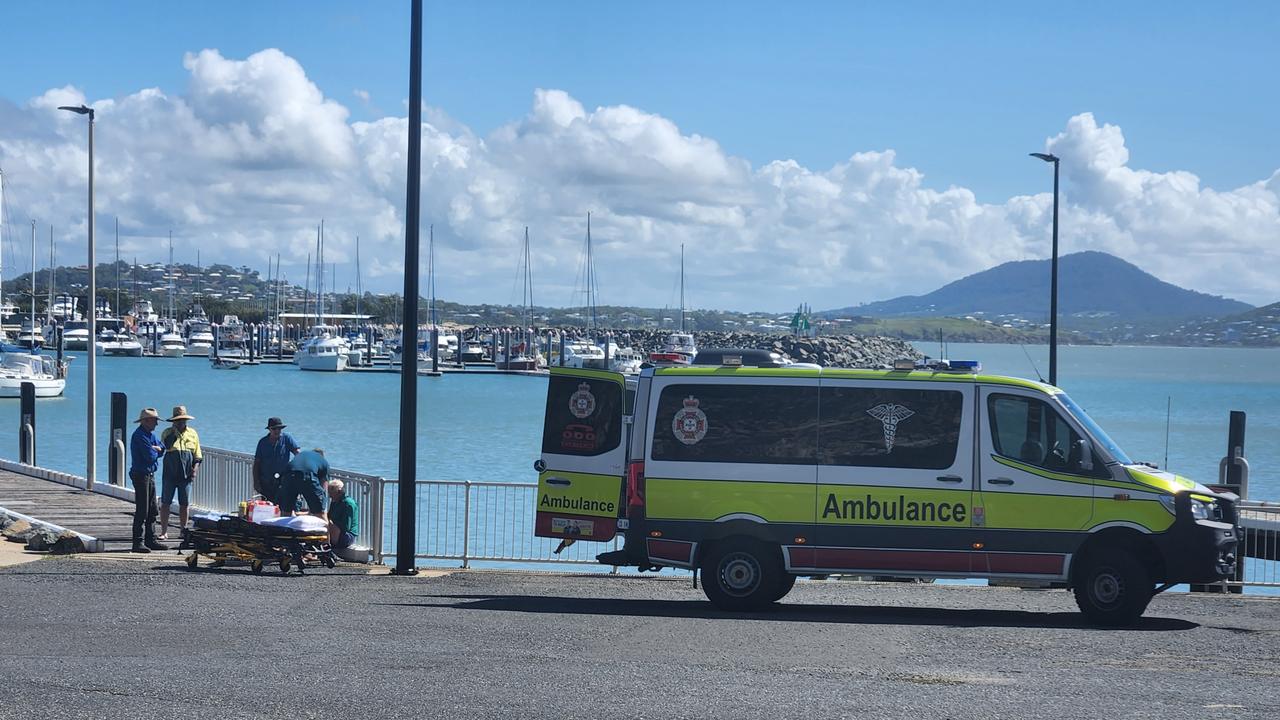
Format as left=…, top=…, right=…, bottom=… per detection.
left=1074, top=438, right=1094, bottom=473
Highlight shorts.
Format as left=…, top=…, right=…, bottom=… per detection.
left=160, top=476, right=191, bottom=506
left=333, top=530, right=357, bottom=550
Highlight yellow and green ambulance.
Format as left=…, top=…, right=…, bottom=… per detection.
left=534, top=355, right=1238, bottom=625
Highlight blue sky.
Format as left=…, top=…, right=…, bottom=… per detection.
left=4, top=1, right=1275, bottom=201
left=1, top=1, right=1278, bottom=310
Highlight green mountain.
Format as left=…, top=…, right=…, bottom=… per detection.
left=823, top=251, right=1253, bottom=323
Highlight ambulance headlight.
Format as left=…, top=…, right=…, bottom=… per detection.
left=1189, top=498, right=1217, bottom=521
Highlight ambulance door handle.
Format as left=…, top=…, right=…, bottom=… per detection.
left=546, top=477, right=571, bottom=487
left=936, top=475, right=964, bottom=483
left=987, top=477, right=1015, bottom=486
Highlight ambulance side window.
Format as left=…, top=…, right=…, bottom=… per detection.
left=541, top=376, right=624, bottom=457
left=651, top=383, right=818, bottom=464
left=819, top=387, right=963, bottom=469
left=988, top=394, right=1093, bottom=475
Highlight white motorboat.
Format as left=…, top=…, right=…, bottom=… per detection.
left=184, top=305, right=215, bottom=355
left=95, top=317, right=144, bottom=357
left=297, top=326, right=349, bottom=372
left=0, top=351, right=68, bottom=398
left=606, top=343, right=645, bottom=374
left=648, top=332, right=697, bottom=367
left=160, top=323, right=186, bottom=358
left=60, top=319, right=91, bottom=350
left=458, top=338, right=486, bottom=363
left=562, top=340, right=607, bottom=369
left=214, top=315, right=249, bottom=359
left=16, top=319, right=44, bottom=350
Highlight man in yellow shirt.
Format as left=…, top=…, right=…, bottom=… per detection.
left=158, top=406, right=202, bottom=539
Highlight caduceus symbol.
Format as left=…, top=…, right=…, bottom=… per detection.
left=867, top=403, right=915, bottom=453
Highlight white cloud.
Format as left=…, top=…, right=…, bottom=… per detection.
left=1, top=50, right=1277, bottom=311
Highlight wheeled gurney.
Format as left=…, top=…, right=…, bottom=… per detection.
left=179, top=513, right=336, bottom=575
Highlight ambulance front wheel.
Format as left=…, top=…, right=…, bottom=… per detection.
left=700, top=540, right=785, bottom=611
left=1072, top=549, right=1152, bottom=626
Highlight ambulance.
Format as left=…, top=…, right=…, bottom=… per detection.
left=534, top=352, right=1238, bottom=625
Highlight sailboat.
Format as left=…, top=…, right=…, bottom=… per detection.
left=158, top=232, right=185, bottom=357
left=497, top=226, right=541, bottom=371
left=648, top=243, right=696, bottom=366
left=297, top=220, right=348, bottom=372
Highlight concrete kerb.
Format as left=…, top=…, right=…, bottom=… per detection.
left=0, top=504, right=104, bottom=553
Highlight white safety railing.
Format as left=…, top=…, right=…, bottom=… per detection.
left=378, top=480, right=621, bottom=569
left=1235, top=501, right=1280, bottom=588
left=197, top=447, right=385, bottom=563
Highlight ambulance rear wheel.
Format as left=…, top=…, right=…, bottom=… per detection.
left=701, top=540, right=783, bottom=611
left=769, top=573, right=797, bottom=604
left=1073, top=549, right=1152, bottom=626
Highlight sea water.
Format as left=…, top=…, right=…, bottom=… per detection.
left=4, top=343, right=1279, bottom=579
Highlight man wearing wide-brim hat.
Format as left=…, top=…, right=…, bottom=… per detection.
left=128, top=408, right=168, bottom=552
left=158, top=406, right=202, bottom=540
left=252, top=416, right=299, bottom=510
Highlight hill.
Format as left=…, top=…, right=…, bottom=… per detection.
left=824, top=251, right=1252, bottom=323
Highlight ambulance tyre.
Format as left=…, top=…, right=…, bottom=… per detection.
left=700, top=539, right=784, bottom=611
left=769, top=573, right=797, bottom=604
left=1072, top=548, right=1152, bottom=626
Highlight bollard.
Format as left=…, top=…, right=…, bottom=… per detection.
left=559, top=332, right=566, bottom=367
left=212, top=324, right=220, bottom=359
left=1218, top=411, right=1248, bottom=499
left=248, top=324, right=257, bottom=362
left=19, top=382, right=36, bottom=465
left=109, top=392, right=128, bottom=486
left=430, top=327, right=439, bottom=371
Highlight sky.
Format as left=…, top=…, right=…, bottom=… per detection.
left=0, top=0, right=1277, bottom=312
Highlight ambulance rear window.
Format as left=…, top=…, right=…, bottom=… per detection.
left=541, top=375, right=625, bottom=457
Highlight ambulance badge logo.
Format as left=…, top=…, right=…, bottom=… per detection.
left=672, top=395, right=708, bottom=445
left=867, top=403, right=915, bottom=453
left=568, top=383, right=596, bottom=419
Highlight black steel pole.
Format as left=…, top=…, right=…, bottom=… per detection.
left=1049, top=159, right=1059, bottom=387
left=393, top=0, right=423, bottom=576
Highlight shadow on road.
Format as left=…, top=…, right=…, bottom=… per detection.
left=382, top=593, right=1199, bottom=631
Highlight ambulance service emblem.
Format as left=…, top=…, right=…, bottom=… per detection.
left=867, top=403, right=915, bottom=453
left=568, top=383, right=597, bottom=419
left=672, top=395, right=708, bottom=445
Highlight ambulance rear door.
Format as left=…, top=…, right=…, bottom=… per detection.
left=534, top=367, right=629, bottom=542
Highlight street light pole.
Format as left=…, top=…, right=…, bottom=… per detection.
left=60, top=104, right=96, bottom=487
left=393, top=0, right=423, bottom=576
left=1030, top=152, right=1060, bottom=387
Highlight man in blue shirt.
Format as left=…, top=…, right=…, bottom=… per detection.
left=128, top=407, right=168, bottom=552
left=252, top=417, right=300, bottom=510
left=283, top=448, right=330, bottom=517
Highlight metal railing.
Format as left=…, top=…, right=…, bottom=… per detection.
left=379, top=480, right=620, bottom=569
left=1234, top=501, right=1280, bottom=588
left=197, top=447, right=385, bottom=563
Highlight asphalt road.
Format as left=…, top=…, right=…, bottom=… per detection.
left=1, top=555, right=1278, bottom=719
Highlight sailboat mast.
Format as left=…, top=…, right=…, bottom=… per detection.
left=303, top=250, right=311, bottom=322
left=167, top=230, right=174, bottom=321
left=114, top=217, right=120, bottom=315
left=355, top=235, right=361, bottom=322
left=48, top=225, right=54, bottom=319
left=275, top=253, right=281, bottom=325
left=428, top=224, right=436, bottom=327
left=30, top=219, right=35, bottom=327
left=680, top=243, right=685, bottom=332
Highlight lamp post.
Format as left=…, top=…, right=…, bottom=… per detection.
left=1029, top=152, right=1059, bottom=387
left=59, top=104, right=96, bottom=487
left=393, top=0, right=423, bottom=576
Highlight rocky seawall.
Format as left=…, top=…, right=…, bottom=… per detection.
left=552, top=329, right=923, bottom=368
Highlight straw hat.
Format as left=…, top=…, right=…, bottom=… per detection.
left=133, top=407, right=161, bottom=423
left=265, top=417, right=287, bottom=429
left=167, top=406, right=194, bottom=422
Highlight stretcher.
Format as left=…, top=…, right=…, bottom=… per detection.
left=179, top=513, right=336, bottom=575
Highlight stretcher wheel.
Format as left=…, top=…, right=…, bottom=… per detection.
left=185, top=553, right=199, bottom=569
left=322, top=554, right=335, bottom=569
left=280, top=557, right=291, bottom=574
left=251, top=560, right=264, bottom=575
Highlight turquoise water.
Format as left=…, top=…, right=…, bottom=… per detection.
left=3, top=344, right=1278, bottom=585
left=11, top=344, right=1277, bottom=497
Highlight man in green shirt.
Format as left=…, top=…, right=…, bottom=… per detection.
left=326, top=479, right=358, bottom=550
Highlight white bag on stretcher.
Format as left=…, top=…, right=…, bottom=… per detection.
left=258, top=515, right=328, bottom=533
